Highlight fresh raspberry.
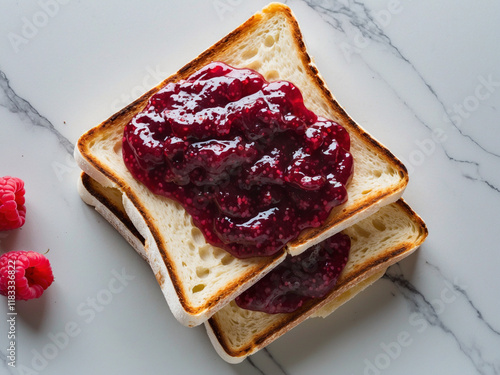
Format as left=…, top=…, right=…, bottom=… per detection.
left=0, top=176, right=26, bottom=231
left=0, top=251, right=54, bottom=300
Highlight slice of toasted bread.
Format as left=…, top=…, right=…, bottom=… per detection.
left=205, top=200, right=428, bottom=363
left=75, top=3, right=408, bottom=327
left=78, top=172, right=426, bottom=363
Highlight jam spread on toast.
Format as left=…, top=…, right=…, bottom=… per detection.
left=236, top=232, right=350, bottom=313
left=123, top=62, right=353, bottom=259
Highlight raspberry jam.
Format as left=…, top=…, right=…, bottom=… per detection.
left=123, top=62, right=353, bottom=258
left=235, top=233, right=350, bottom=313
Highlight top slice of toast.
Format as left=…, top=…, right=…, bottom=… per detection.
left=75, top=3, right=408, bottom=327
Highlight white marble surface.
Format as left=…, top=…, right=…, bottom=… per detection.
left=1, top=1, right=499, bottom=374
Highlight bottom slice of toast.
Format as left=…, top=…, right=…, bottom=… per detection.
left=206, top=200, right=427, bottom=363
left=78, top=172, right=427, bottom=363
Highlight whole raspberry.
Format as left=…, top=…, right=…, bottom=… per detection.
left=0, top=251, right=54, bottom=300
left=0, top=176, right=26, bottom=231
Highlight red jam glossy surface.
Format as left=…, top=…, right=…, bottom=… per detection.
left=122, top=62, right=353, bottom=259
left=235, top=232, right=350, bottom=313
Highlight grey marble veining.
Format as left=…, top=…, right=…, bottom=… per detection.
left=301, top=0, right=500, bottom=194
left=425, top=262, right=500, bottom=338
left=0, top=1, right=499, bottom=374
left=247, top=348, right=289, bottom=375
left=0, top=68, right=74, bottom=155
left=384, top=263, right=500, bottom=375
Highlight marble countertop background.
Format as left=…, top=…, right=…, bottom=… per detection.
left=1, top=1, right=499, bottom=374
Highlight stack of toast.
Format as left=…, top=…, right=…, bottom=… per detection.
left=75, top=3, right=428, bottom=363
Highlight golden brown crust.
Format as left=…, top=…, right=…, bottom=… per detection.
left=76, top=3, right=409, bottom=318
